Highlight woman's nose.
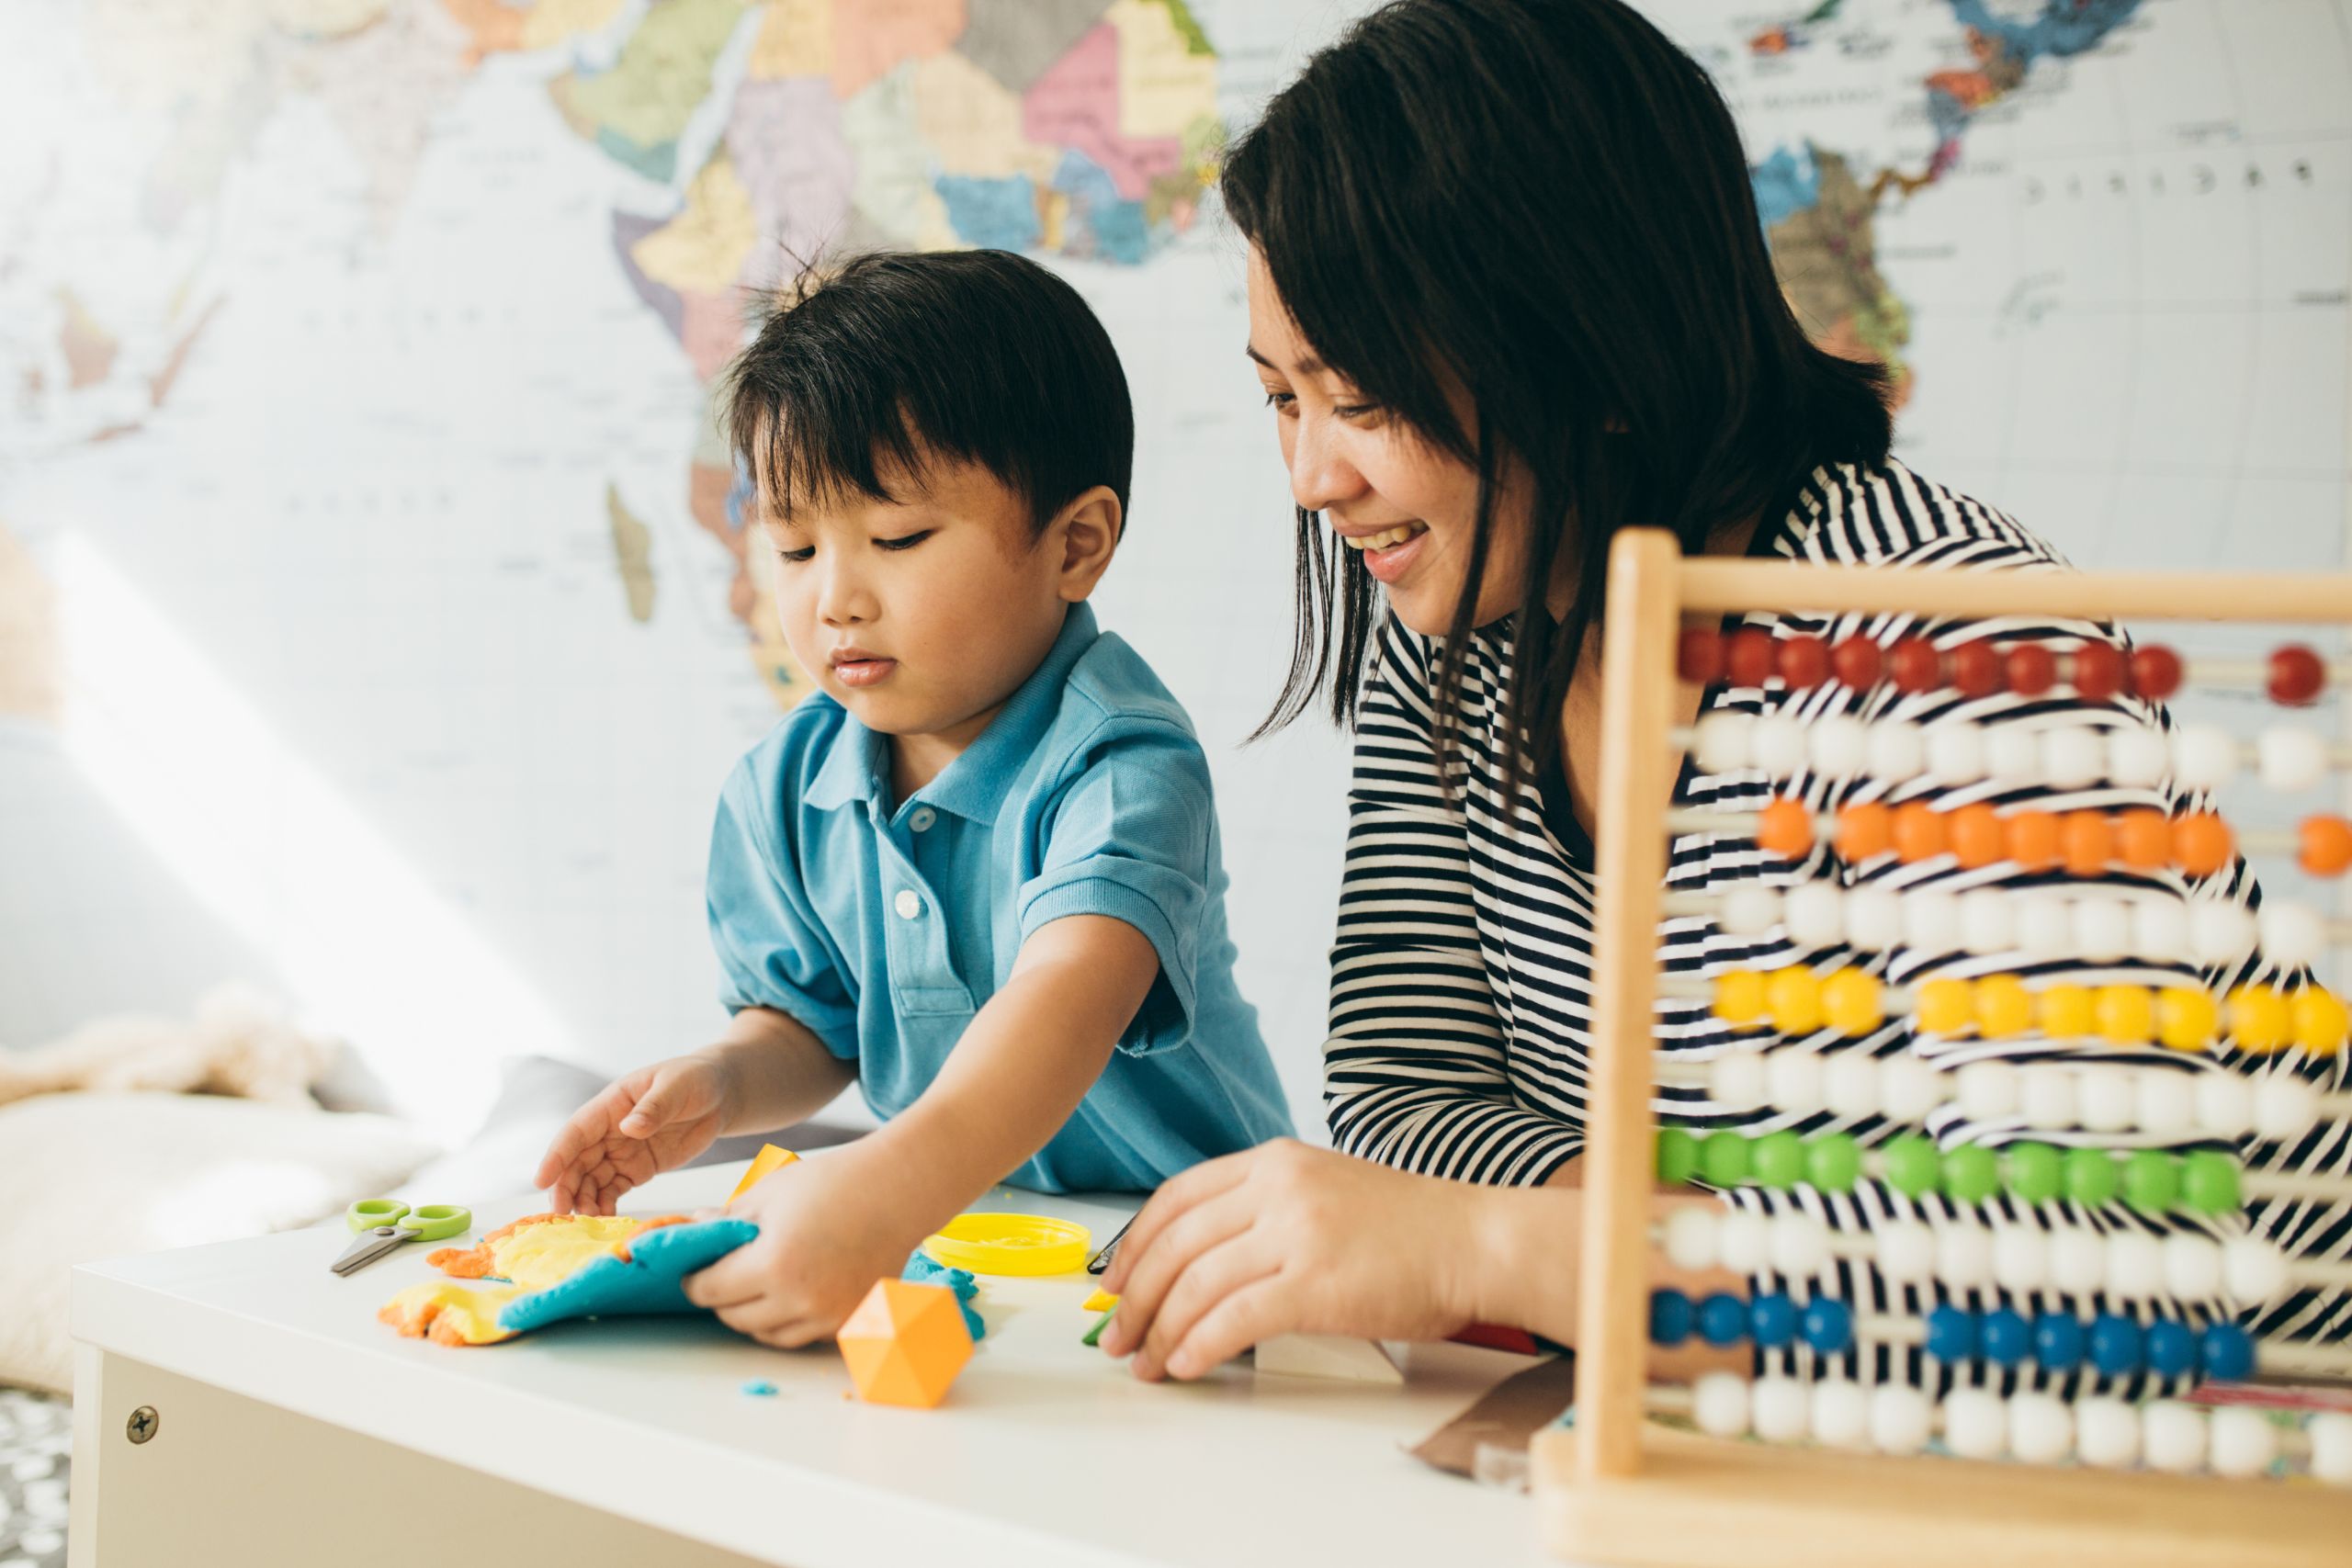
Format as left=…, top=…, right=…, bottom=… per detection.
left=1287, top=412, right=1368, bottom=514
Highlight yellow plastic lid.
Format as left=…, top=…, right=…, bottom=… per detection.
left=920, top=1213, right=1092, bottom=1277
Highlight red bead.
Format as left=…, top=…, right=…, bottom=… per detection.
left=2006, top=644, right=2057, bottom=698
left=2268, top=644, right=2325, bottom=706
left=1889, top=637, right=1941, bottom=694
left=2072, top=643, right=2125, bottom=702
left=1678, top=627, right=1724, bottom=684
left=1950, top=639, right=2002, bottom=699
left=2128, top=644, right=2183, bottom=700
left=1725, top=628, right=1775, bottom=687
left=1776, top=635, right=1830, bottom=690
left=1830, top=637, right=1882, bottom=690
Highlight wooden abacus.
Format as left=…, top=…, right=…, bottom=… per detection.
left=1529, top=530, right=2352, bottom=1567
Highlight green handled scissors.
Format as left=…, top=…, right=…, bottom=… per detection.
left=329, top=1199, right=473, bottom=1277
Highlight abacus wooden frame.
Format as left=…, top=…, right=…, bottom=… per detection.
left=1529, top=528, right=2352, bottom=1568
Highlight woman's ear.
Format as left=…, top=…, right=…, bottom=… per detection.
left=1051, top=484, right=1124, bottom=603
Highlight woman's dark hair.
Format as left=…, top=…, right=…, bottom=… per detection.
left=1224, top=0, right=1892, bottom=790
left=724, top=249, right=1134, bottom=536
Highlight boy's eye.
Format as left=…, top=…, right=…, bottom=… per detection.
left=775, top=545, right=814, bottom=563
left=875, top=530, right=933, bottom=552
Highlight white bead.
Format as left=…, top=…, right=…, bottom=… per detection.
left=1875, top=1220, right=1938, bottom=1283
left=2007, top=1392, right=2074, bottom=1466
left=2258, top=901, right=2326, bottom=970
left=1709, top=1050, right=1769, bottom=1111
left=1943, top=1388, right=2007, bottom=1461
left=2076, top=1067, right=2136, bottom=1134
left=2041, top=727, right=2106, bottom=789
left=2310, top=1412, right=2352, bottom=1486
left=2209, top=1406, right=2277, bottom=1479
left=2256, top=725, right=2328, bottom=795
left=2072, top=897, right=2131, bottom=963
left=1866, top=720, right=1924, bottom=781
left=1880, top=1055, right=1942, bottom=1122
left=2143, top=1401, right=2208, bottom=1474
left=2194, top=1073, right=2254, bottom=1141
left=2222, top=1236, right=2289, bottom=1308
left=1693, top=1371, right=1751, bottom=1439
left=1958, top=889, right=2014, bottom=956
left=2075, top=1397, right=2141, bottom=1469
left=1956, top=1060, right=2019, bottom=1122
left=2108, top=728, right=2171, bottom=789
left=1925, top=723, right=1985, bottom=786
left=2105, top=1229, right=2164, bottom=1301
left=1753, top=1375, right=1809, bottom=1442
left=1984, top=726, right=2041, bottom=786
left=2162, top=1235, right=2224, bottom=1302
left=2132, top=898, right=2191, bottom=965
left=1693, top=712, right=1754, bottom=773
left=1720, top=884, right=1780, bottom=937
left=2049, top=1226, right=2107, bottom=1295
left=1869, top=1385, right=1935, bottom=1457
left=2015, top=894, right=2075, bottom=960
left=1809, top=716, right=1870, bottom=779
left=1811, top=1380, right=1871, bottom=1450
left=1784, top=882, right=1845, bottom=948
left=1718, top=1209, right=1771, bottom=1274
left=1842, top=886, right=1901, bottom=953
left=2018, top=1066, right=2077, bottom=1132
left=1662, top=1206, right=1720, bottom=1273
left=2136, top=1067, right=2199, bottom=1139
left=2189, top=902, right=2258, bottom=966
left=1936, top=1220, right=1995, bottom=1290
left=1901, top=890, right=1961, bottom=953
left=2255, top=1074, right=2322, bottom=1142
left=1753, top=715, right=1811, bottom=780
left=2171, top=724, right=2239, bottom=794
left=1992, top=1225, right=2049, bottom=1292
left=1766, top=1050, right=1826, bottom=1115
left=1768, top=1214, right=1832, bottom=1277
left=1823, top=1053, right=1879, bottom=1119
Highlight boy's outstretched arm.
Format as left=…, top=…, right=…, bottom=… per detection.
left=683, top=914, right=1157, bottom=1347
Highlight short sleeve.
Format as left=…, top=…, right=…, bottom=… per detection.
left=705, top=763, right=860, bottom=1059
left=1015, top=724, right=1214, bottom=1057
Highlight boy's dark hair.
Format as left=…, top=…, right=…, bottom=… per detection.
left=724, top=249, right=1135, bottom=538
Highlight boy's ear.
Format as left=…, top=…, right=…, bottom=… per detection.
left=1050, top=485, right=1123, bottom=603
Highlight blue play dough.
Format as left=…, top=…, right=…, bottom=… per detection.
left=902, top=1249, right=987, bottom=1342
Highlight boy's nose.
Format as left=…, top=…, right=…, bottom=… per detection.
left=815, top=565, right=875, bottom=626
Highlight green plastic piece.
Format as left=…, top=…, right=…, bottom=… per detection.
left=2180, top=1150, right=2242, bottom=1214
left=2124, top=1149, right=2182, bottom=1215
left=1804, top=1133, right=1860, bottom=1194
left=1081, top=1308, right=1117, bottom=1348
left=2005, top=1143, right=2063, bottom=1204
left=1699, top=1131, right=1754, bottom=1188
left=1882, top=1134, right=1940, bottom=1198
left=1752, top=1130, right=1807, bottom=1190
left=1657, top=1128, right=1701, bottom=1185
left=1941, top=1145, right=1998, bottom=1202
left=2063, top=1148, right=2120, bottom=1207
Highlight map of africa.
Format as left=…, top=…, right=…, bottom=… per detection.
left=1, top=0, right=2346, bottom=1134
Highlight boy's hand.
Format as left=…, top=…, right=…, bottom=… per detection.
left=534, top=1056, right=732, bottom=1215
left=683, top=1150, right=922, bottom=1348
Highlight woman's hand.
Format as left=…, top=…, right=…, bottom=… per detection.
left=533, top=1055, right=733, bottom=1215
left=1099, top=1139, right=1525, bottom=1381
left=682, top=1147, right=923, bottom=1348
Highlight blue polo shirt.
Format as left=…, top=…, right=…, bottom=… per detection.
left=705, top=604, right=1293, bottom=1192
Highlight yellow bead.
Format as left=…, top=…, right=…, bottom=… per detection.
left=2230, top=984, right=2290, bottom=1054
left=2155, top=987, right=2219, bottom=1053
left=2038, top=984, right=2094, bottom=1040
left=2292, top=987, right=2349, bottom=1055
left=1823, top=968, right=1883, bottom=1036
left=1917, top=976, right=1974, bottom=1036
left=1713, top=970, right=1768, bottom=1030
left=1768, top=966, right=1826, bottom=1036
left=1973, top=975, right=2032, bottom=1039
left=2095, top=984, right=2154, bottom=1047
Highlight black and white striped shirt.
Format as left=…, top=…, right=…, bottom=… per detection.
left=1325, top=458, right=2348, bottom=1371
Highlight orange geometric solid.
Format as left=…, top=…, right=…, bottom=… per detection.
left=838, top=1279, right=974, bottom=1409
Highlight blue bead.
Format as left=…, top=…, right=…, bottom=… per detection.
left=2089, top=1313, right=2143, bottom=1378
left=2201, top=1323, right=2256, bottom=1382
left=1649, top=1288, right=1694, bottom=1348
left=2031, top=1313, right=2085, bottom=1373
left=1924, top=1303, right=1977, bottom=1362
left=1980, top=1307, right=2030, bottom=1368
left=2146, top=1319, right=2197, bottom=1379
left=1699, top=1292, right=1749, bottom=1347
left=1749, top=1292, right=1797, bottom=1349
left=1802, top=1297, right=1854, bottom=1355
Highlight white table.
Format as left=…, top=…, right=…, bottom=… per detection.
left=69, top=1163, right=1556, bottom=1567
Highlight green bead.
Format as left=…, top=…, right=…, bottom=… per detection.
left=1941, top=1144, right=1998, bottom=1202
left=1804, top=1133, right=1861, bottom=1194
left=2180, top=1150, right=2242, bottom=1214
left=1699, top=1131, right=1755, bottom=1188
left=2063, top=1147, right=2120, bottom=1207
left=2124, top=1149, right=2182, bottom=1215
left=2005, top=1142, right=2063, bottom=1203
left=1883, top=1134, right=1940, bottom=1198
left=1752, top=1130, right=1807, bottom=1190
left=1657, top=1127, right=1701, bottom=1185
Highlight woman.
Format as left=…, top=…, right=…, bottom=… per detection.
left=1099, top=0, right=2340, bottom=1385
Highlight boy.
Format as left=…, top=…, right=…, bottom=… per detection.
left=534, top=251, right=1292, bottom=1346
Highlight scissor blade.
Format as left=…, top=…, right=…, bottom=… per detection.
left=330, top=1226, right=406, bottom=1276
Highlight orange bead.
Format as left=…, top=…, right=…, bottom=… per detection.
left=1757, top=797, right=1813, bottom=858
left=1893, top=801, right=1950, bottom=863
left=1951, top=803, right=2005, bottom=869
left=1836, top=801, right=1892, bottom=862
left=2115, top=807, right=2170, bottom=871
left=2301, top=814, right=2352, bottom=877
left=2061, top=811, right=2113, bottom=877
left=2172, top=811, right=2233, bottom=878
left=2006, top=810, right=2060, bottom=872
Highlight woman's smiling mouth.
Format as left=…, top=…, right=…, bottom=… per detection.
left=1336, top=520, right=1430, bottom=583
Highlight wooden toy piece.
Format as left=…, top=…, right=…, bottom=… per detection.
left=838, top=1278, right=974, bottom=1409
left=1254, top=1333, right=1405, bottom=1384
left=726, top=1143, right=800, bottom=1202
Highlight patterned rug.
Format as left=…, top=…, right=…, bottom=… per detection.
left=0, top=1391, right=68, bottom=1568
